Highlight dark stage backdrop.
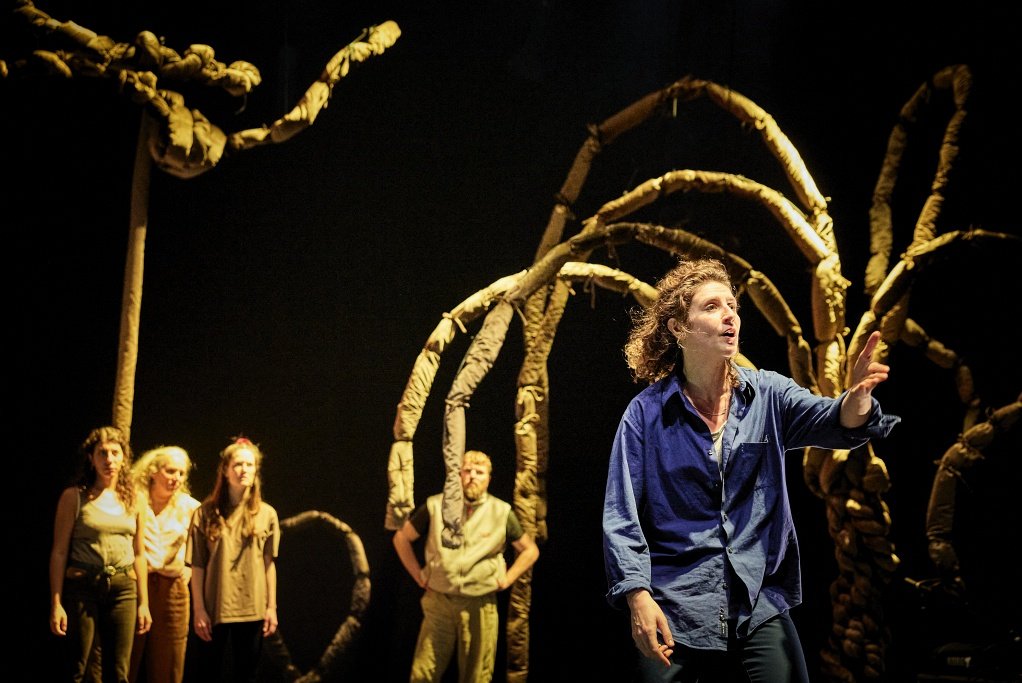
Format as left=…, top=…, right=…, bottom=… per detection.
left=7, top=1, right=1021, bottom=681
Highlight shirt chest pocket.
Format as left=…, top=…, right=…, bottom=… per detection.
left=254, top=526, right=273, bottom=550
left=728, top=441, right=779, bottom=491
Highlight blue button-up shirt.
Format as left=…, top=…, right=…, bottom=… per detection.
left=603, top=365, right=899, bottom=650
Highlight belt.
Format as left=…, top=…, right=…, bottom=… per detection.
left=69, top=560, right=133, bottom=576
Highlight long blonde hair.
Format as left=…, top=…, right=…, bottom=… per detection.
left=131, top=445, right=194, bottom=502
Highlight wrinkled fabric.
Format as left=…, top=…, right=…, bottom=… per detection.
left=603, top=365, right=899, bottom=650
left=410, top=591, right=498, bottom=683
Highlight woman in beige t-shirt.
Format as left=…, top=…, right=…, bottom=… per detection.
left=187, top=437, right=280, bottom=683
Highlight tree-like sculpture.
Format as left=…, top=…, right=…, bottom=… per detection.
left=5, top=1, right=399, bottom=675
left=385, top=68, right=1020, bottom=681
left=4, top=0, right=400, bottom=439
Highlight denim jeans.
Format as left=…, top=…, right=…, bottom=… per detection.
left=637, top=612, right=810, bottom=683
left=64, top=569, right=138, bottom=683
left=129, top=573, right=190, bottom=683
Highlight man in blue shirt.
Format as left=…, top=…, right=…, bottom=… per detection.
left=603, top=258, right=899, bottom=682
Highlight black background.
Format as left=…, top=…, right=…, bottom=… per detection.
left=6, top=1, right=1021, bottom=681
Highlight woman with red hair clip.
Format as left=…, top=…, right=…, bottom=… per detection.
left=186, top=437, right=280, bottom=683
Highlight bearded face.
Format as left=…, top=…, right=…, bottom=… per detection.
left=464, top=479, right=487, bottom=501
left=461, top=463, right=491, bottom=501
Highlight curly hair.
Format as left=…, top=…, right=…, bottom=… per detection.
left=131, top=445, right=193, bottom=500
left=623, top=257, right=739, bottom=384
left=200, top=437, right=265, bottom=542
left=77, top=426, right=136, bottom=510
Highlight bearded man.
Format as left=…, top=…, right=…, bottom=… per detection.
left=392, top=450, right=540, bottom=683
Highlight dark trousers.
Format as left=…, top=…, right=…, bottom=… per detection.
left=637, top=612, right=810, bottom=683
left=189, top=621, right=264, bottom=683
left=64, top=570, right=138, bottom=683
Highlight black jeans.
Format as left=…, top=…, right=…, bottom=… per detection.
left=637, top=612, right=811, bottom=683
left=64, top=569, right=138, bottom=683
left=190, top=620, right=264, bottom=683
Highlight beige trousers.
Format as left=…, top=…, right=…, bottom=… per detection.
left=410, top=589, right=499, bottom=683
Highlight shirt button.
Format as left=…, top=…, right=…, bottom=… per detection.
left=723, top=582, right=728, bottom=590
left=727, top=547, right=734, bottom=554
left=722, top=513, right=728, bottom=521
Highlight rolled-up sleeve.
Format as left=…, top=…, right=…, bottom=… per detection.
left=778, top=377, right=901, bottom=450
left=844, top=395, right=901, bottom=440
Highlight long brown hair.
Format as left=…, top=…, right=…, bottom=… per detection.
left=77, top=426, right=136, bottom=510
left=200, top=437, right=265, bottom=541
left=623, top=257, right=740, bottom=385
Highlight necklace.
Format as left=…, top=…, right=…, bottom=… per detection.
left=685, top=389, right=730, bottom=417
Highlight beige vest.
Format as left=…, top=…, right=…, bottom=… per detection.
left=423, top=492, right=509, bottom=596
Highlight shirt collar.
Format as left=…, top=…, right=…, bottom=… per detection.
left=657, top=362, right=755, bottom=409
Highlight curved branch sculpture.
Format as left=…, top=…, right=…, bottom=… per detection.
left=384, top=66, right=1020, bottom=681
left=263, top=511, right=371, bottom=683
